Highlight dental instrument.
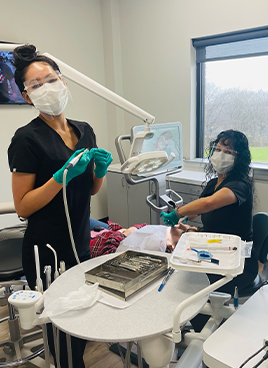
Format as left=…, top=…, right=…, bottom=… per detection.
left=190, top=248, right=220, bottom=265
left=174, top=255, right=219, bottom=266
left=234, top=286, right=239, bottom=309
left=179, top=216, right=188, bottom=223
left=34, top=245, right=43, bottom=293
left=158, top=267, right=175, bottom=292
left=44, top=265, right=51, bottom=289
left=63, top=158, right=82, bottom=265
left=66, top=148, right=89, bottom=170
left=188, top=245, right=237, bottom=251
left=207, top=239, right=222, bottom=243
left=46, top=244, right=60, bottom=279
left=60, top=261, right=66, bottom=274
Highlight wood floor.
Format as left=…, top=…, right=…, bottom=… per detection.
left=0, top=302, right=138, bottom=368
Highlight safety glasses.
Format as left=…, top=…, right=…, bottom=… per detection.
left=24, top=72, right=62, bottom=93
left=212, top=144, right=237, bottom=156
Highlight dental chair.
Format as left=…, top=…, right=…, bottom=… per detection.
left=237, top=212, right=268, bottom=301
left=0, top=202, right=45, bottom=366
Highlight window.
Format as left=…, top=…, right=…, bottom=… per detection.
left=193, top=27, right=268, bottom=163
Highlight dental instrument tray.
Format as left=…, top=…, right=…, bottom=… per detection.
left=170, top=232, right=244, bottom=276
left=85, top=251, right=168, bottom=300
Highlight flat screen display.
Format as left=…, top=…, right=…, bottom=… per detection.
left=131, top=122, right=183, bottom=174
left=0, top=51, right=26, bottom=104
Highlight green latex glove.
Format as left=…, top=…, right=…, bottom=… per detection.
left=160, top=209, right=179, bottom=227
left=91, top=148, right=113, bottom=178
left=53, top=149, right=93, bottom=185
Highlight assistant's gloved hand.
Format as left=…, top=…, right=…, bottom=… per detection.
left=91, top=148, right=113, bottom=178
left=160, top=209, right=179, bottom=227
left=53, top=148, right=93, bottom=185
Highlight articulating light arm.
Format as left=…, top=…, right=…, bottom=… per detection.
left=1, top=44, right=155, bottom=125
left=43, top=53, right=155, bottom=126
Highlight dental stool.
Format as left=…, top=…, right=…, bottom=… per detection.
left=0, top=205, right=44, bottom=366
left=234, top=212, right=268, bottom=302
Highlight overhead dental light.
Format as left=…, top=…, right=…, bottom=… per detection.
left=121, top=151, right=176, bottom=175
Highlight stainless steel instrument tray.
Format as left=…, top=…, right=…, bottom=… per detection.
left=85, top=251, right=168, bottom=300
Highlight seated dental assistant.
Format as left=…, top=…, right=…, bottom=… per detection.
left=160, top=130, right=258, bottom=295
left=8, top=44, right=112, bottom=368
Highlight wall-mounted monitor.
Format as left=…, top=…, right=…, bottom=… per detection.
left=131, top=121, right=183, bottom=175
left=0, top=50, right=26, bottom=104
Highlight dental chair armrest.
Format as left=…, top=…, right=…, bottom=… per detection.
left=0, top=280, right=28, bottom=288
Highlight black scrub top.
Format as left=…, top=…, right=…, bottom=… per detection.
left=8, top=117, right=97, bottom=287
left=200, top=177, right=253, bottom=242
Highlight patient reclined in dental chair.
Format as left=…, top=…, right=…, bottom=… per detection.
left=89, top=221, right=193, bottom=258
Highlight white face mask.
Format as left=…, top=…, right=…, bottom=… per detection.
left=28, top=80, right=68, bottom=116
left=210, top=151, right=235, bottom=175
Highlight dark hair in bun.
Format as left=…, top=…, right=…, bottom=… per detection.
left=13, top=44, right=60, bottom=93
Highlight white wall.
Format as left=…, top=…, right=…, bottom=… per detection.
left=1, top=0, right=268, bottom=228
left=0, top=0, right=110, bottom=227
left=117, top=0, right=268, bottom=158
left=112, top=0, right=268, bottom=214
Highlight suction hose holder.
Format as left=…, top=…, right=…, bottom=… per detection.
left=146, top=188, right=183, bottom=214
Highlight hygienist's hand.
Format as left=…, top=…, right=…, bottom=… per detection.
left=91, top=148, right=113, bottom=178
left=160, top=209, right=179, bottom=227
left=53, top=149, right=93, bottom=185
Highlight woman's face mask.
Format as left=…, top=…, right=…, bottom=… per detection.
left=27, top=80, right=68, bottom=116
left=210, top=150, right=235, bottom=175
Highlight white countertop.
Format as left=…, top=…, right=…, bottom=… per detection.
left=203, top=285, right=268, bottom=368
left=166, top=170, right=207, bottom=185
left=44, top=252, right=209, bottom=342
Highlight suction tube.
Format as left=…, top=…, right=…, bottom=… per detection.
left=62, top=149, right=89, bottom=265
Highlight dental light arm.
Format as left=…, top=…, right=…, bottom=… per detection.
left=2, top=44, right=155, bottom=125
left=43, top=53, right=155, bottom=126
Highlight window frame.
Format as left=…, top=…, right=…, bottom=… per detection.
left=193, top=26, right=268, bottom=159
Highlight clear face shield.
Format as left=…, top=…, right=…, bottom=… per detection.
left=24, top=71, right=70, bottom=121
left=211, top=144, right=237, bottom=157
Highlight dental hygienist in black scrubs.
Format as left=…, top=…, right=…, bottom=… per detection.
left=8, top=44, right=112, bottom=368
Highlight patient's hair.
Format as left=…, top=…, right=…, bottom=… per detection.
left=12, top=44, right=60, bottom=93
left=205, top=130, right=252, bottom=183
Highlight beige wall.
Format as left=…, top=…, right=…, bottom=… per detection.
left=1, top=0, right=268, bottom=227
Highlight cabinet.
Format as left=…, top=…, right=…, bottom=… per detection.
left=107, top=164, right=155, bottom=228
left=166, top=170, right=206, bottom=228
left=107, top=166, right=205, bottom=229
